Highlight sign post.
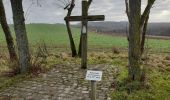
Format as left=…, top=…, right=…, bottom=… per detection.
left=91, top=80, right=96, bottom=100
left=64, top=0, right=105, bottom=69
left=85, top=70, right=103, bottom=100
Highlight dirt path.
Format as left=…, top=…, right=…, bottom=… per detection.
left=0, top=64, right=117, bottom=100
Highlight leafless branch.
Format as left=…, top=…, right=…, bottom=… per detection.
left=125, top=23, right=129, bottom=41
left=58, top=0, right=67, bottom=6
left=25, top=1, right=34, bottom=21
left=64, top=0, right=69, bottom=4
left=64, top=4, right=70, bottom=9
left=66, top=0, right=75, bottom=16
left=55, top=0, right=69, bottom=8
left=68, top=0, right=71, bottom=4
left=125, top=0, right=130, bottom=41
left=141, top=14, right=149, bottom=54
left=141, top=0, right=155, bottom=26
left=87, top=0, right=92, bottom=9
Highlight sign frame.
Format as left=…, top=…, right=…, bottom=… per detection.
left=85, top=70, right=103, bottom=81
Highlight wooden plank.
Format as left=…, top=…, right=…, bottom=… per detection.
left=64, top=15, right=105, bottom=21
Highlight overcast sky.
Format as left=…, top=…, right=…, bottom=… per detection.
left=3, top=0, right=170, bottom=24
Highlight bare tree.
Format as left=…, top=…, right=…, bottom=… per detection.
left=128, top=0, right=141, bottom=81
left=10, top=0, right=31, bottom=74
left=125, top=0, right=155, bottom=81
left=0, top=0, right=18, bottom=63
left=54, top=0, right=77, bottom=57
left=24, top=1, right=35, bottom=21
left=125, top=0, right=155, bottom=55
left=63, top=0, right=77, bottom=57
left=140, top=0, right=155, bottom=54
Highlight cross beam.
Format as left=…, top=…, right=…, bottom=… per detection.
left=64, top=15, right=105, bottom=21
left=65, top=0, right=105, bottom=69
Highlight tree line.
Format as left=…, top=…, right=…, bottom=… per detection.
left=86, top=22, right=170, bottom=36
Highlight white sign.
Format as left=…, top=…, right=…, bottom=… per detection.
left=85, top=70, right=102, bottom=81
left=82, top=25, right=87, bottom=34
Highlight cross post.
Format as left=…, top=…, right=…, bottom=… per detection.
left=64, top=0, right=105, bottom=69
left=81, top=0, right=88, bottom=69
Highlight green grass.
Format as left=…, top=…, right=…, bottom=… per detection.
left=0, top=24, right=170, bottom=99
left=111, top=68, right=170, bottom=100
left=0, top=75, right=28, bottom=90
left=0, top=24, right=170, bottom=52
left=42, top=51, right=170, bottom=100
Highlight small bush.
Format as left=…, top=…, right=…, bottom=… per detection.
left=30, top=42, right=48, bottom=75
left=112, top=47, right=120, bottom=54
left=165, top=55, right=170, bottom=60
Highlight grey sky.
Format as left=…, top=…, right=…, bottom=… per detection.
left=3, top=0, right=170, bottom=24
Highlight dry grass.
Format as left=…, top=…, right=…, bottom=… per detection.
left=0, top=52, right=11, bottom=74
left=0, top=46, right=170, bottom=93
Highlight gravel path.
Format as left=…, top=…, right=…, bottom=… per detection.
left=0, top=64, right=117, bottom=100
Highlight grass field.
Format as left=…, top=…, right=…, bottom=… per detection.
left=0, top=24, right=170, bottom=52
left=0, top=24, right=170, bottom=99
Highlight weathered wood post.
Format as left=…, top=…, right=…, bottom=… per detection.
left=81, top=0, right=88, bottom=69
left=91, top=80, right=96, bottom=100
left=64, top=0, right=105, bottom=69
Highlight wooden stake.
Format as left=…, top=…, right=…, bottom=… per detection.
left=91, top=80, right=96, bottom=100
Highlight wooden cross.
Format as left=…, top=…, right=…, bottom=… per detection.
left=65, top=0, right=105, bottom=69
